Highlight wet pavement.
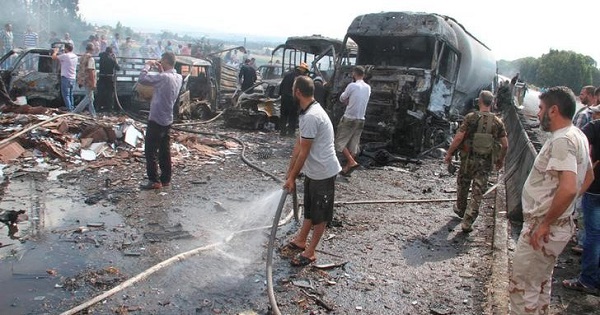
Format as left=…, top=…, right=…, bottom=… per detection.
left=0, top=112, right=597, bottom=314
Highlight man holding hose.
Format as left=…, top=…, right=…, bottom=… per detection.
left=283, top=75, right=341, bottom=266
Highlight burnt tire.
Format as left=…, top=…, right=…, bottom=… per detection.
left=253, top=111, right=268, bottom=130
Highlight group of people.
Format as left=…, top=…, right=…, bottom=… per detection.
left=51, top=42, right=121, bottom=116
left=445, top=84, right=600, bottom=314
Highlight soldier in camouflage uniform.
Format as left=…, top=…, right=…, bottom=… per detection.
left=444, top=90, right=509, bottom=233
left=509, top=86, right=594, bottom=314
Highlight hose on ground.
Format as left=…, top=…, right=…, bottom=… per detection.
left=59, top=199, right=295, bottom=315
left=62, top=75, right=296, bottom=314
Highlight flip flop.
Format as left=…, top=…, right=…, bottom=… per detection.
left=562, top=278, right=599, bottom=295
left=290, top=253, right=316, bottom=267
left=340, top=164, right=360, bottom=177
left=282, top=242, right=305, bottom=251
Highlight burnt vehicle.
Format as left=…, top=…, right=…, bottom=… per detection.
left=223, top=35, right=356, bottom=130
left=0, top=47, right=62, bottom=107
left=131, top=55, right=218, bottom=120
left=0, top=44, right=232, bottom=120
left=328, top=11, right=497, bottom=157
left=207, top=46, right=247, bottom=110
left=271, top=35, right=357, bottom=89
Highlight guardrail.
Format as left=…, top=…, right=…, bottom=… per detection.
left=502, top=103, right=538, bottom=222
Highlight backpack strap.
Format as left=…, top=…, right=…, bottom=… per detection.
left=476, top=112, right=495, bottom=134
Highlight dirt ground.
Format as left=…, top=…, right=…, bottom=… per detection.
left=1, top=110, right=598, bottom=314
left=0, top=117, right=502, bottom=315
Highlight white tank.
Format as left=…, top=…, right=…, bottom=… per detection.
left=444, top=16, right=496, bottom=110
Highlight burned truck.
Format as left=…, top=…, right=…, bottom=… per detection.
left=328, top=12, right=497, bottom=157
left=224, top=35, right=356, bottom=130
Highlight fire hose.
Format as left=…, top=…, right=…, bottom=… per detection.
left=61, top=78, right=500, bottom=314
left=60, top=76, right=298, bottom=315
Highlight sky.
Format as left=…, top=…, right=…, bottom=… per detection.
left=78, top=0, right=600, bottom=64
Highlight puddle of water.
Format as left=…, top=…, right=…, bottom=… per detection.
left=0, top=174, right=127, bottom=314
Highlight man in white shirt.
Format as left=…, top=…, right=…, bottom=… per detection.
left=335, top=66, right=371, bottom=177
left=52, top=43, right=78, bottom=111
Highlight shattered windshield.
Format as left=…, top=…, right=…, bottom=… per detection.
left=352, top=36, right=435, bottom=69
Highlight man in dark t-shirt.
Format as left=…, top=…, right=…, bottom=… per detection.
left=563, top=104, right=600, bottom=294
left=97, top=47, right=121, bottom=111
left=238, top=58, right=257, bottom=93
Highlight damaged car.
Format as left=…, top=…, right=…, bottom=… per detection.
left=0, top=47, right=63, bottom=107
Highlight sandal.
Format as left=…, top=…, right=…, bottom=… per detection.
left=562, top=278, right=599, bottom=295
left=290, top=253, right=316, bottom=267
left=282, top=242, right=305, bottom=251
left=340, top=164, right=360, bottom=177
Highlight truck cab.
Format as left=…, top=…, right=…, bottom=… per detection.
left=329, top=12, right=496, bottom=157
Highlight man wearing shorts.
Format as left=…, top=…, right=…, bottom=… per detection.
left=284, top=75, right=342, bottom=266
left=335, top=66, right=371, bottom=177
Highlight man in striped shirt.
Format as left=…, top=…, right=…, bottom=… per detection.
left=23, top=25, right=38, bottom=48
left=23, top=26, right=38, bottom=70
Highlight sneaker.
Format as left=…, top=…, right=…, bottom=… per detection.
left=453, top=205, right=465, bottom=218
left=461, top=222, right=473, bottom=233
left=461, top=215, right=474, bottom=233
left=161, top=181, right=170, bottom=188
left=140, top=182, right=162, bottom=190
left=571, top=245, right=583, bottom=255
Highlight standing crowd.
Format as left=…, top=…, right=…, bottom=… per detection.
left=1, top=21, right=598, bottom=311
left=277, top=64, right=600, bottom=314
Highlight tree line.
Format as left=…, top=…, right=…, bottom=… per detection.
left=498, top=50, right=600, bottom=93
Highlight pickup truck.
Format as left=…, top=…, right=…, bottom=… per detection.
left=0, top=45, right=240, bottom=120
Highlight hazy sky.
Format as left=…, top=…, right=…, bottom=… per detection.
left=78, top=0, right=600, bottom=64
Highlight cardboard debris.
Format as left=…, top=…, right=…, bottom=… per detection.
left=36, top=139, right=67, bottom=160
left=188, top=143, right=222, bottom=158
left=125, top=126, right=143, bottom=147
left=80, top=138, right=94, bottom=149
left=224, top=141, right=239, bottom=149
left=57, top=120, right=69, bottom=134
left=0, top=141, right=25, bottom=163
left=0, top=113, right=238, bottom=167
left=198, top=137, right=226, bottom=146
left=80, top=149, right=96, bottom=161
left=0, top=104, right=54, bottom=115
left=80, top=125, right=117, bottom=144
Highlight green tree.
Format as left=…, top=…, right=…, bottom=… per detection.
left=517, top=57, right=538, bottom=83
left=536, top=50, right=597, bottom=92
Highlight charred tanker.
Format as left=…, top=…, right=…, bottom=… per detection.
left=328, top=11, right=497, bottom=157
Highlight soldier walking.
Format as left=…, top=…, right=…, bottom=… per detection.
left=444, top=90, right=509, bottom=232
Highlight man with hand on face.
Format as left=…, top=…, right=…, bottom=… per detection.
left=137, top=52, right=182, bottom=190
left=509, top=86, right=594, bottom=314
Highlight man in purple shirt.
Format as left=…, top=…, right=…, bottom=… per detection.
left=138, top=52, right=182, bottom=190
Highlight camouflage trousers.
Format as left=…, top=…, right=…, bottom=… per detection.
left=456, top=156, right=491, bottom=228
left=509, top=217, right=574, bottom=314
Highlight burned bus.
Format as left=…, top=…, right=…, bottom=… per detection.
left=328, top=11, right=497, bottom=157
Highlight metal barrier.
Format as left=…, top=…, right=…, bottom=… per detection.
left=502, top=104, right=538, bottom=222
